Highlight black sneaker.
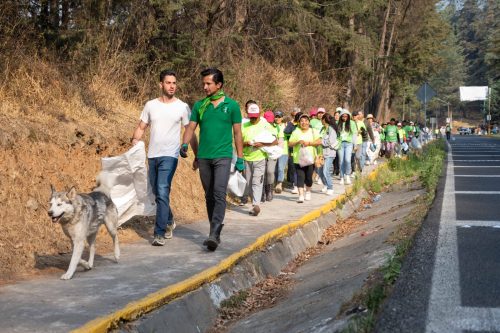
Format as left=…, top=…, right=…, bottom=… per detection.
left=152, top=235, right=166, bottom=246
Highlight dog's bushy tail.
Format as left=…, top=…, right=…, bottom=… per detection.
left=94, top=172, right=118, bottom=197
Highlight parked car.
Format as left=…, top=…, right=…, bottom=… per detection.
left=458, top=127, right=472, bottom=135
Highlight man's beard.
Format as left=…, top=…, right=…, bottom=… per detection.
left=163, top=91, right=175, bottom=98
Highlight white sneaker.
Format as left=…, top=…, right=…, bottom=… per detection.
left=339, top=178, right=344, bottom=185
left=305, top=191, right=311, bottom=201
left=297, top=195, right=304, bottom=203
left=316, top=178, right=323, bottom=185
left=291, top=186, right=299, bottom=194
left=345, top=175, right=352, bottom=185
left=321, top=186, right=327, bottom=193
left=326, top=189, right=334, bottom=196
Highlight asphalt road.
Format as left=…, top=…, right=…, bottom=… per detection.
left=375, top=135, right=500, bottom=333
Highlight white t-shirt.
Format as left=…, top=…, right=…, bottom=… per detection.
left=140, top=98, right=190, bottom=158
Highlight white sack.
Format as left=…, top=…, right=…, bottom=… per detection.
left=227, top=171, right=247, bottom=197
left=411, top=137, right=422, bottom=150
left=101, top=141, right=156, bottom=226
left=261, top=145, right=283, bottom=159
left=253, top=131, right=276, bottom=144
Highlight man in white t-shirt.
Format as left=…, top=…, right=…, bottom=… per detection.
left=131, top=70, right=197, bottom=246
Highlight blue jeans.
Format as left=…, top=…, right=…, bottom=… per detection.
left=275, top=154, right=288, bottom=183
left=339, top=142, right=353, bottom=178
left=148, top=156, right=178, bottom=237
left=318, top=156, right=334, bottom=190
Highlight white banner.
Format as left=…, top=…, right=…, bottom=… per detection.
left=459, top=86, right=489, bottom=101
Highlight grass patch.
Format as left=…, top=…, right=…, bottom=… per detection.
left=341, top=140, right=446, bottom=333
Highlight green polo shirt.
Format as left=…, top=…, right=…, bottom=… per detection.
left=190, top=96, right=242, bottom=159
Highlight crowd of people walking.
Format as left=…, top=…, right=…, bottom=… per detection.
left=132, top=67, right=432, bottom=252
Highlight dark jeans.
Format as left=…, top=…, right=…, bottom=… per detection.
left=294, top=164, right=314, bottom=188
left=148, top=156, right=178, bottom=237
left=286, top=153, right=297, bottom=186
left=198, top=158, right=232, bottom=227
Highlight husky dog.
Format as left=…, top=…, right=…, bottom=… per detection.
left=48, top=173, right=120, bottom=280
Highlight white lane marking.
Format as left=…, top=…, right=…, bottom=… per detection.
left=454, top=175, right=500, bottom=177
left=454, top=191, right=500, bottom=194
left=426, top=142, right=461, bottom=333
left=426, top=142, right=500, bottom=333
left=455, top=220, right=500, bottom=227
left=454, top=166, right=500, bottom=168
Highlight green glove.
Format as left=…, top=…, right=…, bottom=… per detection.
left=179, top=143, right=188, bottom=158
left=235, top=157, right=245, bottom=172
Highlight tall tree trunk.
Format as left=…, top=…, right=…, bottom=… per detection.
left=346, top=15, right=356, bottom=110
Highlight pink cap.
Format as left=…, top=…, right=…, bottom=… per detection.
left=263, top=110, right=275, bottom=123
left=309, top=108, right=318, bottom=117
left=317, top=107, right=326, bottom=114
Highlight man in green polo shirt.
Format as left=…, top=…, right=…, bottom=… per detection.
left=180, top=68, right=244, bottom=251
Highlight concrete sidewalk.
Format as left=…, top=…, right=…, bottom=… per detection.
left=0, top=165, right=378, bottom=333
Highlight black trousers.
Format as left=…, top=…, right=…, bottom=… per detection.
left=294, top=164, right=314, bottom=188
left=198, top=158, right=232, bottom=227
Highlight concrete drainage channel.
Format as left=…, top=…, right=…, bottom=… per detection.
left=114, top=192, right=367, bottom=333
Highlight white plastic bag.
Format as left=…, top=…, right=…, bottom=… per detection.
left=261, top=145, right=283, bottom=159
left=298, top=147, right=314, bottom=167
left=100, top=141, right=156, bottom=226
left=227, top=171, right=247, bottom=197
left=411, top=137, right=422, bottom=150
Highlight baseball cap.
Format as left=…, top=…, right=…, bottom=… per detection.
left=247, top=104, right=260, bottom=118
left=335, top=107, right=343, bottom=113
left=367, top=114, right=374, bottom=119
left=317, top=107, right=326, bottom=114
left=298, top=113, right=310, bottom=121
left=263, top=110, right=275, bottom=123
left=397, top=122, right=402, bottom=126
left=274, top=110, right=284, bottom=118
left=340, top=109, right=351, bottom=117
left=309, top=108, right=318, bottom=117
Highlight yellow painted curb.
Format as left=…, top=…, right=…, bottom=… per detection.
left=72, top=166, right=384, bottom=333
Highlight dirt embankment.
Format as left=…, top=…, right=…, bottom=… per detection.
left=0, top=122, right=206, bottom=284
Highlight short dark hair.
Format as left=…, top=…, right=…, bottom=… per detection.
left=160, top=69, right=176, bottom=82
left=201, top=67, right=224, bottom=86
left=245, top=100, right=257, bottom=109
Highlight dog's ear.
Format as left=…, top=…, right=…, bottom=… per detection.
left=67, top=187, right=77, bottom=200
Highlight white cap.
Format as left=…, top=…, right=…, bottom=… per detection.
left=247, top=104, right=260, bottom=118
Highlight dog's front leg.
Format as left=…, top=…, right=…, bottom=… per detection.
left=61, top=240, right=85, bottom=280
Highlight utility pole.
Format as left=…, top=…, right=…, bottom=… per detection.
left=488, top=87, right=492, bottom=135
